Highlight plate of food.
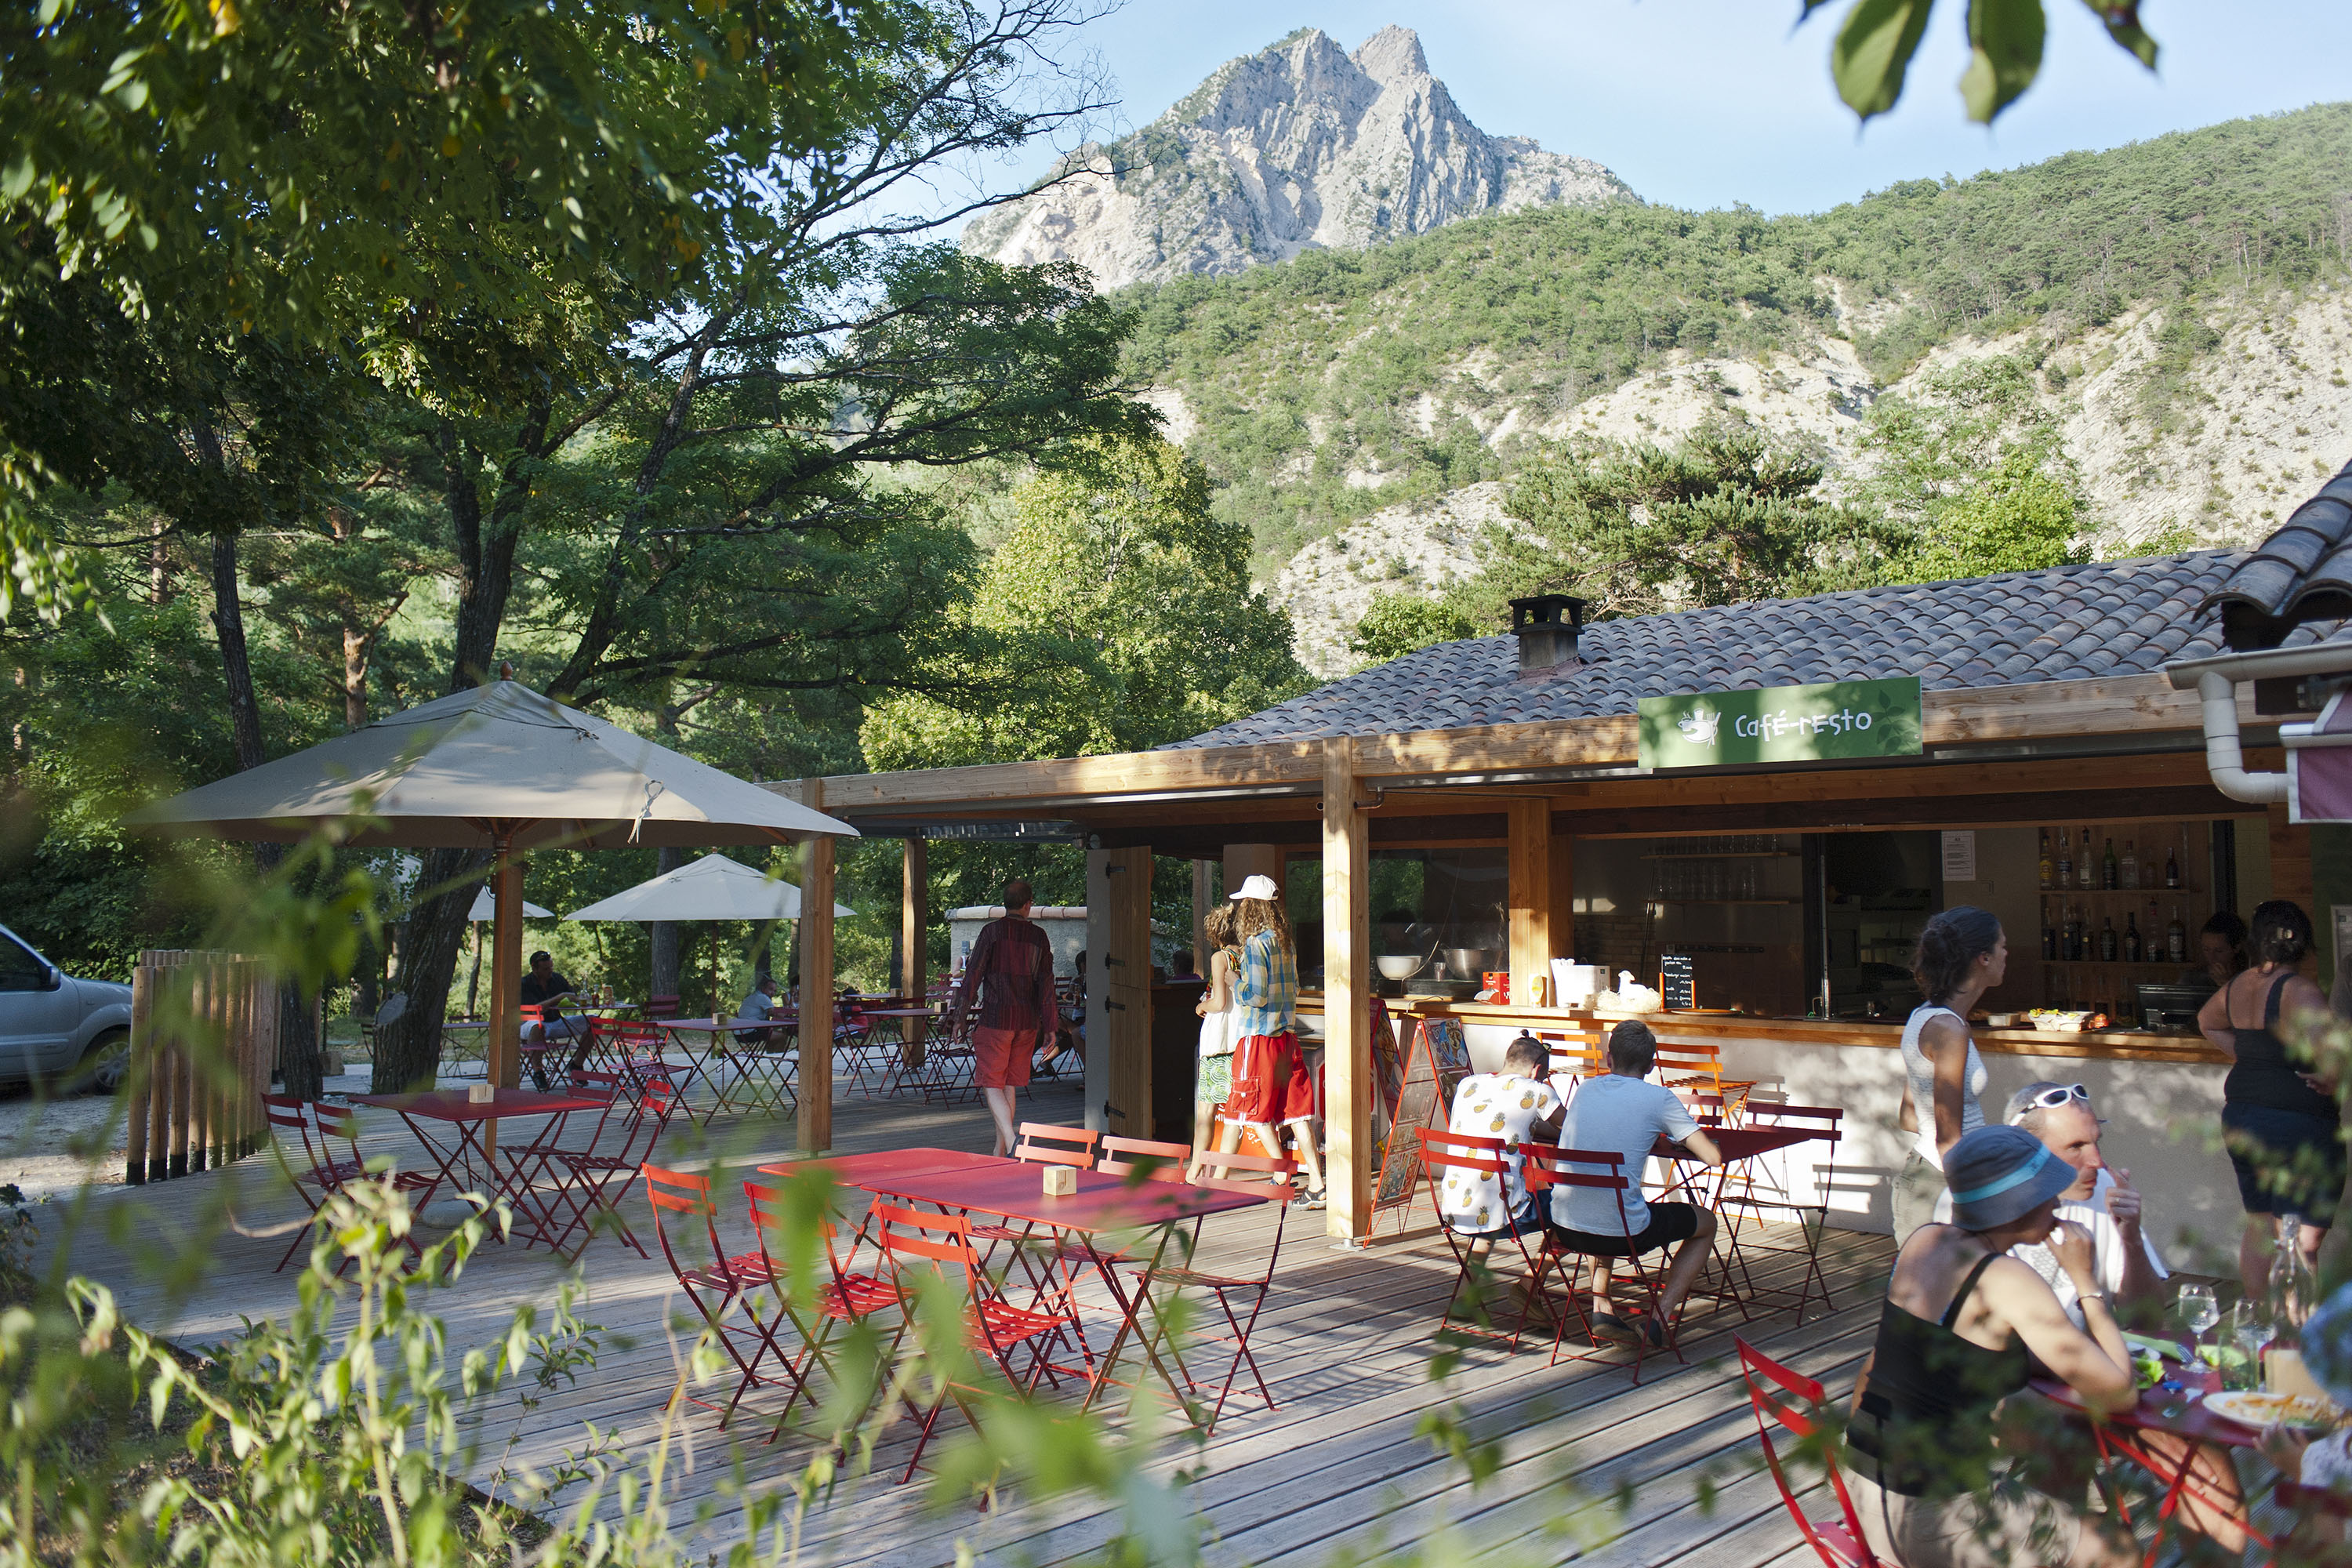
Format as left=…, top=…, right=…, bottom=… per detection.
left=2204, top=1390, right=2346, bottom=1430
left=2028, top=1009, right=2096, bottom=1033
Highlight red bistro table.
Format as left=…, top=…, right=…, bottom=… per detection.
left=856, top=1008, right=939, bottom=1095
left=2031, top=1369, right=2283, bottom=1566
left=861, top=1163, right=1270, bottom=1425
left=354, top=1088, right=608, bottom=1244
left=1647, top=1125, right=1822, bottom=1319
left=649, top=1018, right=773, bottom=1125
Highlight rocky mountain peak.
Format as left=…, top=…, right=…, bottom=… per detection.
left=961, top=27, right=1636, bottom=291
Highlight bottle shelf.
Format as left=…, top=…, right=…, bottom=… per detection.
left=2039, top=958, right=2189, bottom=968
left=2039, top=887, right=2197, bottom=898
left=1642, top=851, right=1800, bottom=861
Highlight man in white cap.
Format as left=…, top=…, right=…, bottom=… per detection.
left=1212, top=873, right=1328, bottom=1206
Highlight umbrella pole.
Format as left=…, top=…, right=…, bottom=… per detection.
left=486, top=833, right=524, bottom=1160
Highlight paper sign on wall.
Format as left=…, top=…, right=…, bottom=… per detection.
left=1940, top=830, right=1978, bottom=883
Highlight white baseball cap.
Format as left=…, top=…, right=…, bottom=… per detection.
left=1232, top=873, right=1279, bottom=902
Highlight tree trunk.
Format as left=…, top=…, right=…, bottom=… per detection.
left=206, top=527, right=267, bottom=775
left=278, top=984, right=322, bottom=1102
left=369, top=848, right=487, bottom=1092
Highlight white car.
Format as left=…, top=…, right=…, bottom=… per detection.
left=0, top=925, right=132, bottom=1092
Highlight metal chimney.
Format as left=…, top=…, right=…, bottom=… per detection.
left=1509, top=594, right=1584, bottom=674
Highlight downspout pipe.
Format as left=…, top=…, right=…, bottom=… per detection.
left=2166, top=644, right=2352, bottom=806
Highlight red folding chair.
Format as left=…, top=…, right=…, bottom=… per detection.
left=1132, top=1147, right=1296, bottom=1432
left=969, top=1123, right=1105, bottom=1319
left=730, top=1180, right=903, bottom=1432
left=262, top=1094, right=438, bottom=1272
left=645, top=994, right=681, bottom=1021
left=537, top=1075, right=680, bottom=1261
left=1523, top=1145, right=1685, bottom=1383
left=1735, top=1336, right=1881, bottom=1566
left=1414, top=1127, right=1548, bottom=1350
left=871, top=1202, right=1080, bottom=1483
left=1096, top=1135, right=1192, bottom=1184
left=1718, top=1103, right=1846, bottom=1325
left=641, top=1162, right=775, bottom=1425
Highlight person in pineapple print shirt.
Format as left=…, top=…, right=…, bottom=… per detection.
left=1438, top=1033, right=1565, bottom=1252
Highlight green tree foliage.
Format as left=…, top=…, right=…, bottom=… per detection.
left=1455, top=423, right=1903, bottom=623
left=862, top=436, right=1308, bottom=768
left=1800, top=0, right=2156, bottom=125
left=1348, top=593, right=1476, bottom=669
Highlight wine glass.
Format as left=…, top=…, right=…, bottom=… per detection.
left=2177, top=1283, right=2220, bottom=1363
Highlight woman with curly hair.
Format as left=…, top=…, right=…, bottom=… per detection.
left=1892, top=907, right=2006, bottom=1245
left=1214, top=876, right=1328, bottom=1207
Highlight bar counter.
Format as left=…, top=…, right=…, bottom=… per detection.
left=1292, top=993, right=2238, bottom=1246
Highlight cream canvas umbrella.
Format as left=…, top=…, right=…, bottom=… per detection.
left=124, top=679, right=856, bottom=1088
left=566, top=854, right=851, bottom=1009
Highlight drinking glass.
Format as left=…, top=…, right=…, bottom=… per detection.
left=2227, top=1299, right=2268, bottom=1389
left=2177, top=1283, right=2220, bottom=1363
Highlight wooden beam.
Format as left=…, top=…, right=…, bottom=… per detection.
left=797, top=794, right=837, bottom=1154
left=1321, top=737, right=1373, bottom=1241
left=902, top=837, right=927, bottom=1064
left=1507, top=799, right=1550, bottom=1006
left=1559, top=785, right=2249, bottom=840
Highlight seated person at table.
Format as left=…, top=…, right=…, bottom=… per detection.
left=1438, top=1033, right=1564, bottom=1255
left=1551, top=1020, right=1722, bottom=1348
left=2265, top=1280, right=2352, bottom=1548
left=735, top=972, right=783, bottom=1045
left=1972, top=1082, right=2167, bottom=1326
left=1846, top=1124, right=2144, bottom=1568
left=521, top=950, right=590, bottom=1085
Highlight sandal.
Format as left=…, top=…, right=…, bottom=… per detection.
left=1291, top=1188, right=1327, bottom=1210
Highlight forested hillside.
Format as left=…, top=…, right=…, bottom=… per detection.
left=1121, top=103, right=2352, bottom=614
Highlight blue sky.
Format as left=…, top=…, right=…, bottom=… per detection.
left=990, top=1, right=2352, bottom=216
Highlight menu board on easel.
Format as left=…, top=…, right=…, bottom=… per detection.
left=1374, top=1017, right=1475, bottom=1215
left=1660, top=953, right=1696, bottom=1012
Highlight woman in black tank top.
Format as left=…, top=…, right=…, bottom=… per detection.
left=1846, top=1125, right=2143, bottom=1567
left=2198, top=898, right=2341, bottom=1304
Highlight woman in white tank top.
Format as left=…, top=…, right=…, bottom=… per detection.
left=1892, top=907, right=2005, bottom=1245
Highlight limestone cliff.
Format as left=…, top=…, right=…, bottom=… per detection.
left=961, top=26, right=1635, bottom=289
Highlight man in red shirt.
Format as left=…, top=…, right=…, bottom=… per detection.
left=951, top=878, right=1059, bottom=1156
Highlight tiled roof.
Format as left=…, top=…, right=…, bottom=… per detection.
left=1178, top=551, right=2347, bottom=749
left=2199, top=458, right=2352, bottom=648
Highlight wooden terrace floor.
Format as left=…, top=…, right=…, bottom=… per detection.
left=38, top=1078, right=1896, bottom=1567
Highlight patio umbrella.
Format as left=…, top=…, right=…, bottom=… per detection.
left=123, top=679, right=855, bottom=1088
left=565, top=853, right=851, bottom=1007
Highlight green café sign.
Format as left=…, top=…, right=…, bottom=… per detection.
left=1637, top=677, right=1922, bottom=771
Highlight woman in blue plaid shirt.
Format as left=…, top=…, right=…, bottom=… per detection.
left=1214, top=875, right=1328, bottom=1207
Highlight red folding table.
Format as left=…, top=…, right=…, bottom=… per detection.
left=2032, top=1367, right=2284, bottom=1566
left=354, top=1088, right=608, bottom=1245
left=858, top=1163, right=1269, bottom=1425
left=1646, top=1124, right=1821, bottom=1319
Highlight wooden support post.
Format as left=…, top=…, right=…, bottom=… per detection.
left=1323, top=737, right=1372, bottom=1241
left=797, top=816, right=837, bottom=1154
left=1223, top=844, right=1282, bottom=902
left=1103, top=847, right=1153, bottom=1138
left=1191, top=859, right=1214, bottom=978
left=125, top=960, right=154, bottom=1185
left=1508, top=798, right=1552, bottom=1006
left=902, top=837, right=927, bottom=1068
left=1084, top=848, right=1112, bottom=1133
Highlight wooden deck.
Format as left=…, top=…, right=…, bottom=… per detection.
left=38, top=1079, right=1892, bottom=1567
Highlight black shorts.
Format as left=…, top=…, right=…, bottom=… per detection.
left=2223, top=1101, right=2347, bottom=1228
left=1548, top=1200, right=1701, bottom=1258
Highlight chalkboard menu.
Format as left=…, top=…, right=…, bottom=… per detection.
left=1660, top=953, right=1695, bottom=1011
left=1374, top=1017, right=1474, bottom=1215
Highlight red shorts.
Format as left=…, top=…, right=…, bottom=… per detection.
left=971, top=1025, right=1036, bottom=1088
left=1224, top=1032, right=1315, bottom=1126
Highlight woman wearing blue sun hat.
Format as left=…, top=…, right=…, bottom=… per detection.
left=1846, top=1123, right=2146, bottom=1566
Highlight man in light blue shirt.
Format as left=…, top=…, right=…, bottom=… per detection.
left=1553, top=1020, right=1722, bottom=1348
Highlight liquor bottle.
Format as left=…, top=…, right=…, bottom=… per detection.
left=2102, top=837, right=2118, bottom=890
left=2122, top=913, right=2142, bottom=963
left=2056, top=833, right=2074, bottom=888
left=2165, top=840, right=2181, bottom=889
left=2120, top=838, right=2139, bottom=890
left=2078, top=828, right=2096, bottom=889
left=2167, top=904, right=2188, bottom=964
left=2098, top=915, right=2118, bottom=962
left=2065, top=905, right=2085, bottom=961
left=2042, top=915, right=2058, bottom=959
left=2038, top=829, right=2056, bottom=890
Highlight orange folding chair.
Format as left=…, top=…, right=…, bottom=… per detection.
left=1096, top=1135, right=1193, bottom=1184
left=1413, top=1127, right=1550, bottom=1350
left=1654, top=1040, right=1757, bottom=1122
left=871, top=1202, right=1081, bottom=1483
left=736, top=1180, right=904, bottom=1435
left=1735, top=1337, right=1882, bottom=1566
left=1133, top=1147, right=1298, bottom=1431
left=1523, top=1145, right=1686, bottom=1383
left=641, top=1163, right=777, bottom=1425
